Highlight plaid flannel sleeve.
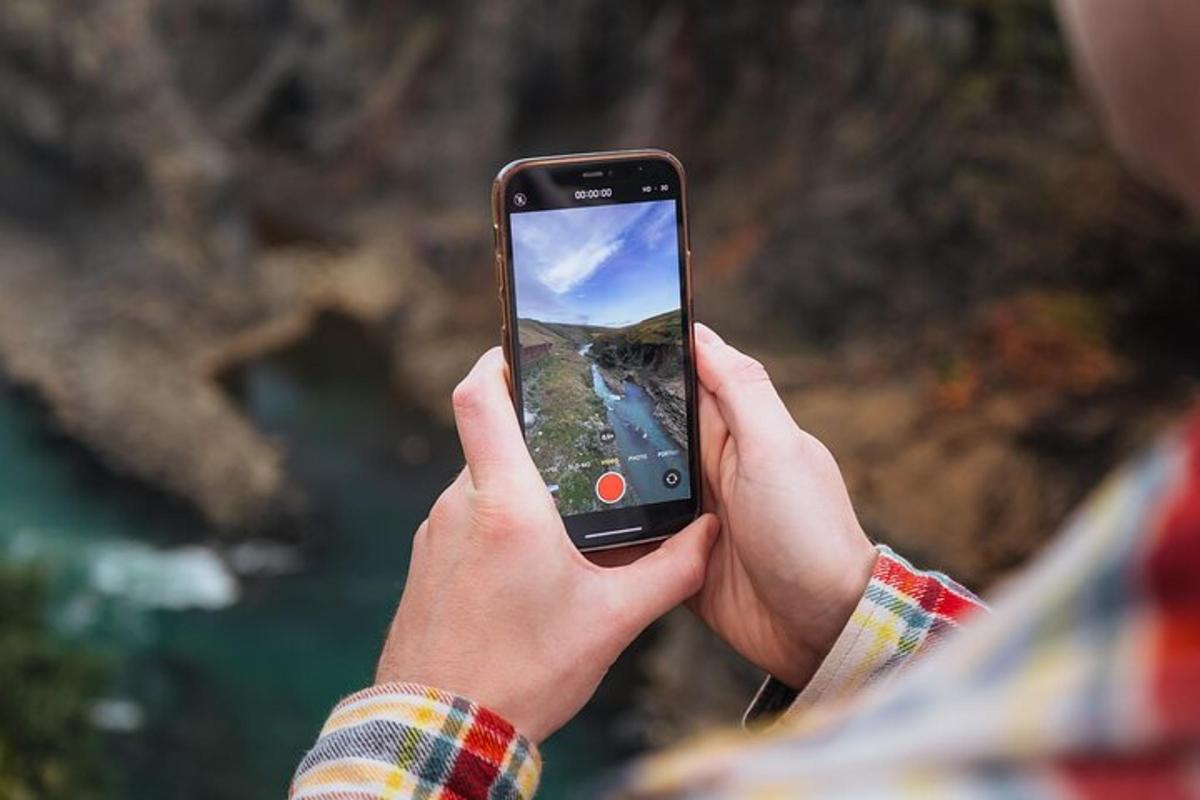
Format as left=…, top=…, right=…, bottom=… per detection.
left=744, top=544, right=987, bottom=727
left=289, top=683, right=541, bottom=800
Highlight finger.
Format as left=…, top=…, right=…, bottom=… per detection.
left=451, top=348, right=541, bottom=489
left=693, top=324, right=795, bottom=454
left=694, top=321, right=724, bottom=346
left=606, top=514, right=720, bottom=634
left=697, top=385, right=728, bottom=508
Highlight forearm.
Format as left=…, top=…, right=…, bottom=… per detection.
left=290, top=683, right=541, bottom=800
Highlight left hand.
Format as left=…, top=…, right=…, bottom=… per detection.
left=686, top=324, right=877, bottom=690
left=376, top=347, right=720, bottom=743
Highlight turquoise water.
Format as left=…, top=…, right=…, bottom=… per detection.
left=0, top=318, right=630, bottom=798
left=588, top=363, right=689, bottom=507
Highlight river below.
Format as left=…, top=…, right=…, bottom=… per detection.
left=588, top=361, right=689, bottom=507
left=0, top=316, right=631, bottom=798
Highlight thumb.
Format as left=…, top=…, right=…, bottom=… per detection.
left=693, top=322, right=795, bottom=454
left=607, top=514, right=720, bottom=635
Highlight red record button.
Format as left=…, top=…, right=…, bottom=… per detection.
left=595, top=471, right=626, bottom=504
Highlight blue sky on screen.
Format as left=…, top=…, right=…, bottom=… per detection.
left=511, top=200, right=681, bottom=327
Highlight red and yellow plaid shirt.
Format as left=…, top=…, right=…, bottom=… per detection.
left=291, top=411, right=1200, bottom=799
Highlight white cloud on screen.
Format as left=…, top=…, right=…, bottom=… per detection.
left=641, top=203, right=675, bottom=248
left=543, top=238, right=622, bottom=293
left=512, top=204, right=638, bottom=294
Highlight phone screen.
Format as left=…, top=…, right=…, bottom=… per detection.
left=498, top=154, right=699, bottom=549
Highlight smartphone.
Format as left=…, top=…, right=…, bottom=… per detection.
left=492, top=149, right=701, bottom=551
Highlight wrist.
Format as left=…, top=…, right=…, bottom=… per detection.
left=814, top=533, right=878, bottom=654
left=774, top=534, right=878, bottom=689
left=376, top=644, right=553, bottom=744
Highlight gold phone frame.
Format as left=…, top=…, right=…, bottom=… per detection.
left=491, top=149, right=700, bottom=551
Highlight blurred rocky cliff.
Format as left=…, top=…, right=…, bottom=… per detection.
left=1, top=0, right=1198, bottom=745
left=0, top=0, right=506, bottom=530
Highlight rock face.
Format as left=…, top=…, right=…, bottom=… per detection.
left=642, top=375, right=688, bottom=452
left=590, top=311, right=689, bottom=448
left=0, top=0, right=496, bottom=530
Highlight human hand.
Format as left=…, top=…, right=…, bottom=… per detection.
left=688, top=324, right=877, bottom=689
left=375, top=348, right=720, bottom=743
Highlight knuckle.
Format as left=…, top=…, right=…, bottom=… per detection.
left=470, top=491, right=521, bottom=536
left=412, top=519, right=430, bottom=550
left=731, top=354, right=771, bottom=385
left=427, top=492, right=456, bottom=530
left=601, top=587, right=638, bottom=632
left=679, top=550, right=708, bottom=591
left=714, top=354, right=772, bottom=401
left=790, top=428, right=832, bottom=465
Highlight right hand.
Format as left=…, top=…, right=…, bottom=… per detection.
left=688, top=323, right=878, bottom=689
left=375, top=348, right=719, bottom=743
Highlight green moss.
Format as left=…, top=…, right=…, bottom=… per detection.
left=0, top=566, right=111, bottom=800
left=522, top=341, right=618, bottom=515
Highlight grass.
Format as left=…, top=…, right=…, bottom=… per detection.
left=593, top=309, right=683, bottom=348
left=521, top=338, right=620, bottom=514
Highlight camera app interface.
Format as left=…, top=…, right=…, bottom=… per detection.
left=511, top=199, right=691, bottom=516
